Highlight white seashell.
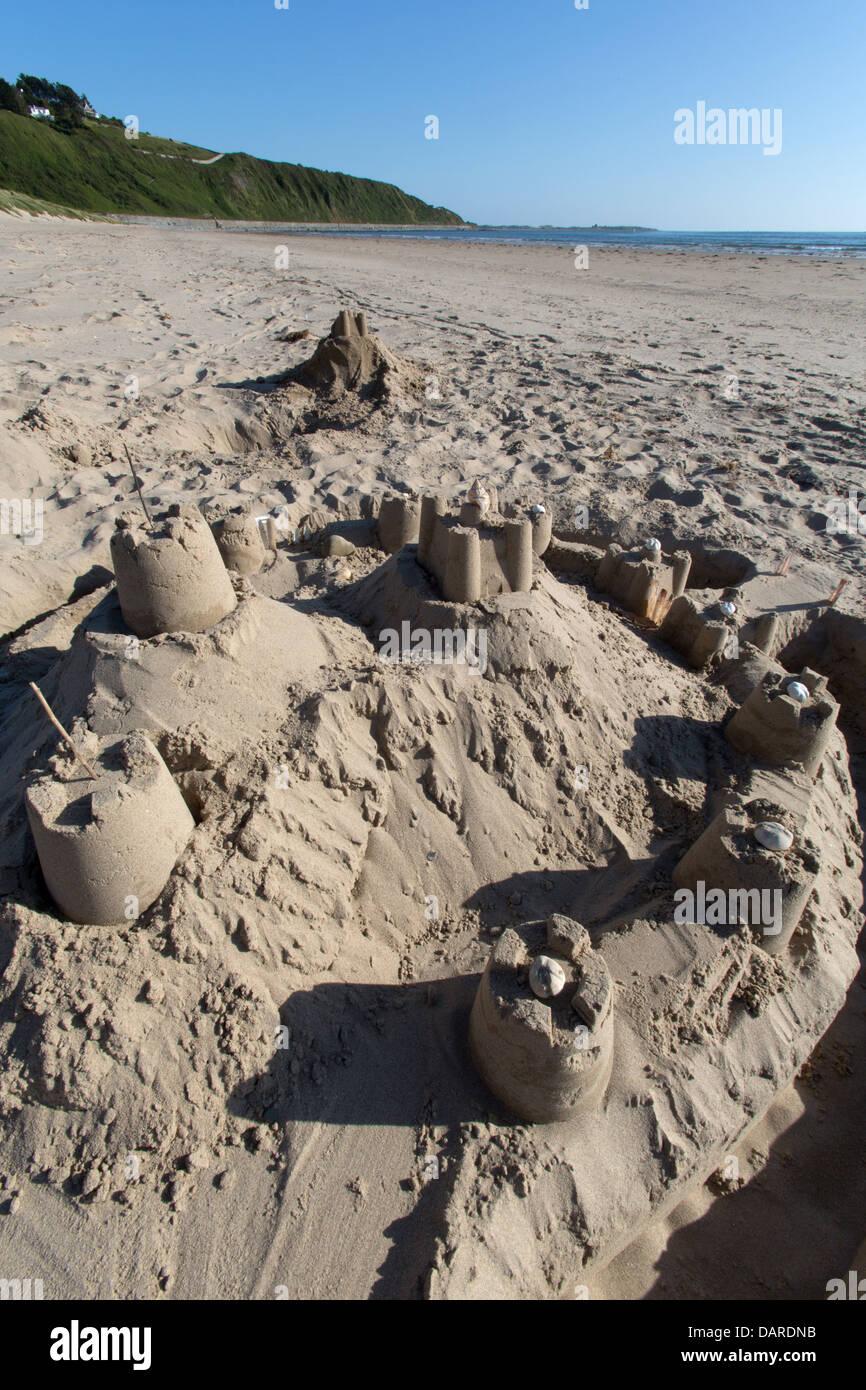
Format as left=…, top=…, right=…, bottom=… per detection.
left=646, top=538, right=661, bottom=551
left=754, top=821, right=793, bottom=852
left=528, top=954, right=566, bottom=999
left=786, top=680, right=809, bottom=704
left=720, top=600, right=737, bottom=616
left=467, top=480, right=491, bottom=515
left=531, top=503, right=546, bottom=516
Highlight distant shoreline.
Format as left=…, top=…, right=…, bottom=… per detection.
left=109, top=215, right=476, bottom=233
left=108, top=215, right=866, bottom=256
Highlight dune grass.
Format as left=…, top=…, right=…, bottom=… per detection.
left=0, top=185, right=103, bottom=218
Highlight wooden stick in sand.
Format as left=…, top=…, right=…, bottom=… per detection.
left=826, top=578, right=847, bottom=608
left=122, top=440, right=153, bottom=528
left=28, top=683, right=98, bottom=780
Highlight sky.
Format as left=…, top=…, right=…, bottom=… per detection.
left=4, top=0, right=865, bottom=229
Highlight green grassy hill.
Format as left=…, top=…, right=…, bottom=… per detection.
left=0, top=110, right=464, bottom=223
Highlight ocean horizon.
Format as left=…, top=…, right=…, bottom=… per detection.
left=287, top=226, right=866, bottom=256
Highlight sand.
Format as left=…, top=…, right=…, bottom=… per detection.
left=0, top=216, right=864, bottom=1300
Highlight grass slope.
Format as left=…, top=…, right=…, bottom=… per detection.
left=0, top=112, right=464, bottom=223
left=0, top=186, right=105, bottom=218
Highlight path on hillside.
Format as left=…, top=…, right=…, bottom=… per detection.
left=134, top=147, right=225, bottom=164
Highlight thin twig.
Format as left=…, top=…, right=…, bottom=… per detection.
left=122, top=440, right=153, bottom=528
left=28, top=683, right=98, bottom=780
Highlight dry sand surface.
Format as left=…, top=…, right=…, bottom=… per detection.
left=0, top=217, right=864, bottom=1299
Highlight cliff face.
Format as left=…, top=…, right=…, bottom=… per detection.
left=0, top=111, right=464, bottom=223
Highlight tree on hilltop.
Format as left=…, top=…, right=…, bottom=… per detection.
left=0, top=78, right=26, bottom=114
left=53, top=82, right=84, bottom=130
left=17, top=74, right=56, bottom=106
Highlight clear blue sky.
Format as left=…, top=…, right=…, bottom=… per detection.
left=5, top=0, right=865, bottom=228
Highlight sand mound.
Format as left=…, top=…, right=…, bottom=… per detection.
left=285, top=309, right=430, bottom=431
left=1, top=520, right=860, bottom=1295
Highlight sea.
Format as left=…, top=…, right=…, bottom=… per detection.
left=120, top=215, right=865, bottom=257
left=293, top=227, right=866, bottom=257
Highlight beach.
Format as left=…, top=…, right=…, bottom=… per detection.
left=1, top=216, right=864, bottom=1300
left=2, top=222, right=865, bottom=639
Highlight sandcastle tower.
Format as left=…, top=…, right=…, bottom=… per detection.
left=528, top=504, right=553, bottom=557
left=25, top=732, right=195, bottom=926
left=469, top=914, right=613, bottom=1122
left=725, top=667, right=839, bottom=776
left=377, top=494, right=422, bottom=554
left=740, top=612, right=778, bottom=655
left=210, top=509, right=269, bottom=575
left=334, top=309, right=366, bottom=339
left=596, top=540, right=691, bottom=622
left=110, top=504, right=237, bottom=639
left=673, top=799, right=821, bottom=955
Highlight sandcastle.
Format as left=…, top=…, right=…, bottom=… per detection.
left=421, top=492, right=534, bottom=603
left=25, top=732, right=195, bottom=926
left=469, top=915, right=614, bottom=1122
left=558, top=531, right=781, bottom=673
left=296, top=309, right=396, bottom=398
left=374, top=488, right=552, bottom=601
left=725, top=667, right=839, bottom=776
left=534, top=521, right=847, bottom=966
left=596, top=539, right=692, bottom=621
left=110, top=503, right=237, bottom=638
left=660, top=589, right=741, bottom=667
